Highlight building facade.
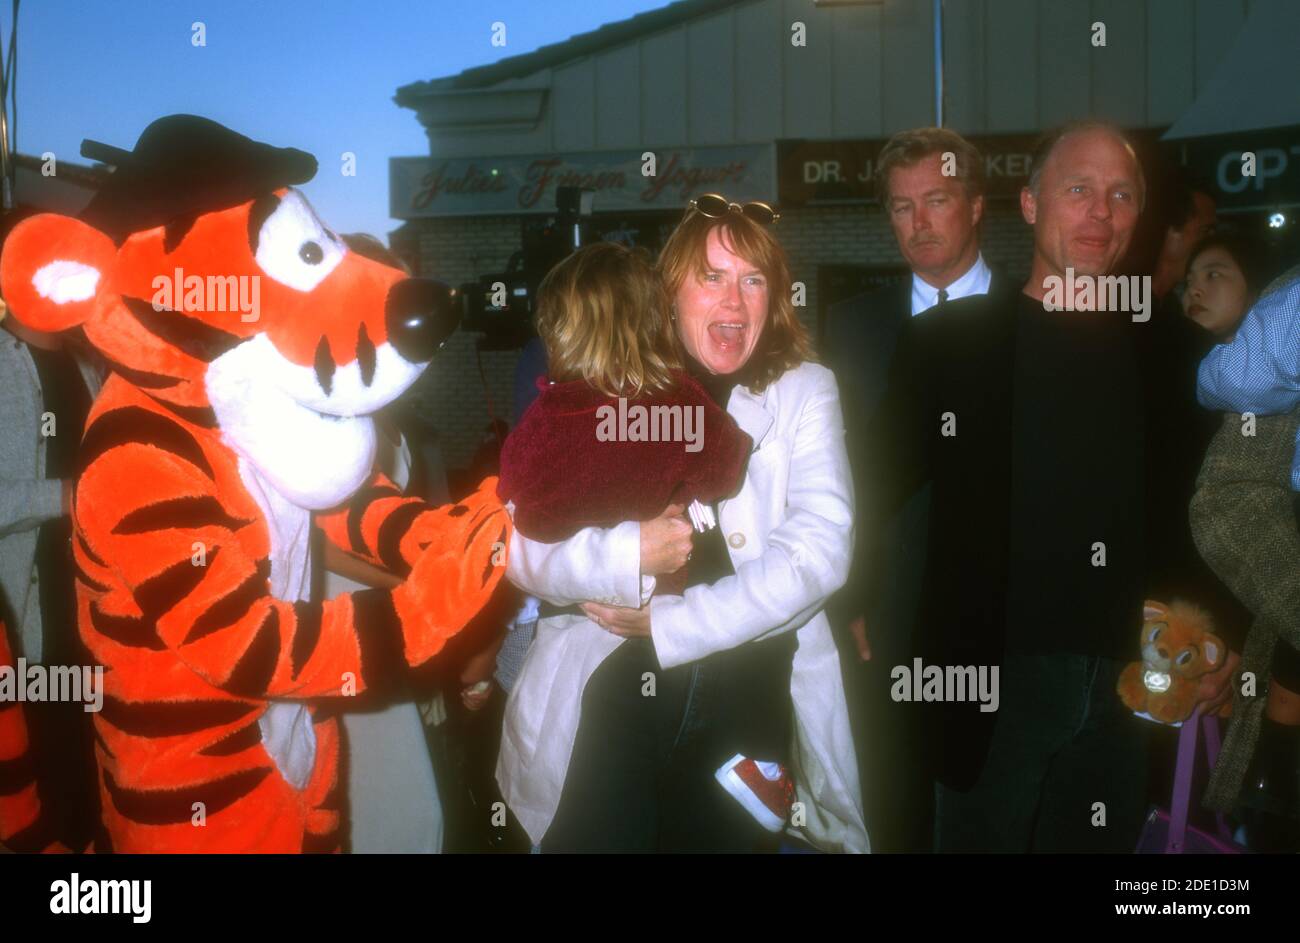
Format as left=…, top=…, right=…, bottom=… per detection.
left=390, top=0, right=1276, bottom=468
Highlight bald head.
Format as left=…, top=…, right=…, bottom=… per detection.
left=1021, top=124, right=1145, bottom=292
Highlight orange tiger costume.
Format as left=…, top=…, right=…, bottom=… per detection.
left=0, top=621, right=72, bottom=853
left=0, top=116, right=510, bottom=852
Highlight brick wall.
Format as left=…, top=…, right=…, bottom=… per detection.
left=397, top=203, right=1035, bottom=469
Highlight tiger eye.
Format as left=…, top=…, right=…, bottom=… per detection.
left=300, top=241, right=324, bottom=265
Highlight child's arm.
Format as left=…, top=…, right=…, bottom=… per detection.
left=1198, top=280, right=1300, bottom=415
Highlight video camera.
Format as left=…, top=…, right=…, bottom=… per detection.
left=459, top=185, right=594, bottom=350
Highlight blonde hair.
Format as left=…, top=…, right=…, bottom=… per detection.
left=534, top=242, right=682, bottom=398
left=657, top=207, right=815, bottom=392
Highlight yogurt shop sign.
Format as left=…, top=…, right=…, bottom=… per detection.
left=390, top=145, right=774, bottom=218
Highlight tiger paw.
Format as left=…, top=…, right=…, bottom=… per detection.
left=391, top=479, right=512, bottom=665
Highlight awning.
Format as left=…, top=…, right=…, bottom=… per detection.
left=1163, top=0, right=1300, bottom=141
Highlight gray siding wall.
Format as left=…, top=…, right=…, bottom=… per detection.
left=423, top=0, right=1258, bottom=158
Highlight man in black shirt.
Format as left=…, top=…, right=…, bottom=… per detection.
left=863, top=121, right=1238, bottom=852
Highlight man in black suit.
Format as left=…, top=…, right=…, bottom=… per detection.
left=862, top=121, right=1239, bottom=853
left=825, top=127, right=1003, bottom=853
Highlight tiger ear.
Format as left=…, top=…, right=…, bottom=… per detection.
left=1143, top=599, right=1168, bottom=621
left=1, top=214, right=116, bottom=333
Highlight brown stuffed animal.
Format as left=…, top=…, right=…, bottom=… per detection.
left=1118, top=600, right=1231, bottom=724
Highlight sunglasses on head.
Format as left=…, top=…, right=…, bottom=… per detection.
left=688, top=192, right=781, bottom=226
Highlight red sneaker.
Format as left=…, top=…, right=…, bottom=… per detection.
left=715, top=754, right=795, bottom=832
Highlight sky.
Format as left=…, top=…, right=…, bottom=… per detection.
left=5, top=0, right=667, bottom=240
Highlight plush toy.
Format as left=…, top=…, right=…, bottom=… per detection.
left=1118, top=600, right=1230, bottom=724
left=0, top=115, right=511, bottom=852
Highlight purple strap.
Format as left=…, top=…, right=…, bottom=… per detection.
left=1166, top=710, right=1229, bottom=853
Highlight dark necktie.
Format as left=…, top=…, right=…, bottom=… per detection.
left=937, top=287, right=949, bottom=306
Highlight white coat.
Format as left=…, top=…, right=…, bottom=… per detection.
left=496, top=360, right=868, bottom=852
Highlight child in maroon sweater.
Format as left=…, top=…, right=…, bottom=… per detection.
left=497, top=242, right=751, bottom=594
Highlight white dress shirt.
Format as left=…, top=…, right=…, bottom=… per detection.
left=910, top=253, right=993, bottom=316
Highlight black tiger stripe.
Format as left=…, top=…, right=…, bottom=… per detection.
left=99, top=695, right=255, bottom=738
left=113, top=495, right=253, bottom=536
left=0, top=751, right=36, bottom=794
left=74, top=559, right=113, bottom=594
left=448, top=504, right=469, bottom=517
left=247, top=194, right=280, bottom=253
left=184, top=559, right=271, bottom=644
left=153, top=399, right=219, bottom=429
left=463, top=514, right=492, bottom=553
left=198, top=721, right=263, bottom=757
left=376, top=502, right=424, bottom=577
left=134, top=549, right=219, bottom=622
left=88, top=603, right=166, bottom=651
left=356, top=322, right=376, bottom=387
left=346, top=485, right=400, bottom=556
left=350, top=588, right=408, bottom=685
left=3, top=811, right=57, bottom=853
left=122, top=296, right=244, bottom=363
left=79, top=406, right=215, bottom=479
left=290, top=601, right=323, bottom=680
left=103, top=765, right=272, bottom=825
left=313, top=336, right=335, bottom=395
left=223, top=607, right=282, bottom=697
left=91, top=719, right=114, bottom=759
left=99, top=353, right=183, bottom=390
left=77, top=530, right=109, bottom=568
left=302, top=828, right=340, bottom=854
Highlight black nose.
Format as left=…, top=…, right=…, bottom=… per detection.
left=385, top=279, right=460, bottom=363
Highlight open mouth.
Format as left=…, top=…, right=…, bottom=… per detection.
left=708, top=321, right=747, bottom=349
left=300, top=399, right=367, bottom=423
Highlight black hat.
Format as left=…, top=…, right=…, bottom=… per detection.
left=79, top=114, right=317, bottom=244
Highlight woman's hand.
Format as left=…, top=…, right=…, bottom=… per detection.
left=639, top=503, right=693, bottom=576
left=582, top=601, right=651, bottom=638
left=1194, top=647, right=1240, bottom=716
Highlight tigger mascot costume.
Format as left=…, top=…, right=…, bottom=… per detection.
left=0, top=621, right=72, bottom=853
left=0, top=115, right=511, bottom=853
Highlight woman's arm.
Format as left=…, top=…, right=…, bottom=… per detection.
left=648, top=368, right=854, bottom=668
left=505, top=510, right=653, bottom=608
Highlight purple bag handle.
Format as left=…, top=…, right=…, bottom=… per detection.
left=1166, top=709, right=1231, bottom=853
